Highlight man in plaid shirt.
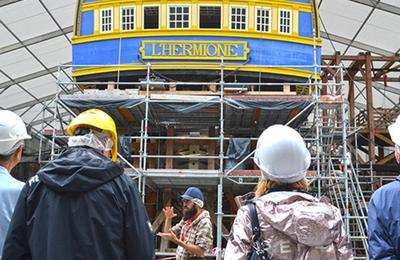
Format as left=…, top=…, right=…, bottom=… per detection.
left=158, top=187, right=213, bottom=259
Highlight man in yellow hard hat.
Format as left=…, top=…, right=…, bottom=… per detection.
left=2, top=109, right=155, bottom=260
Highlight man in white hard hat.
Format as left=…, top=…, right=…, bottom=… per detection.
left=368, top=115, right=400, bottom=259
left=0, top=110, right=31, bottom=257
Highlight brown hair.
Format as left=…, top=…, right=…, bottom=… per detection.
left=255, top=176, right=309, bottom=197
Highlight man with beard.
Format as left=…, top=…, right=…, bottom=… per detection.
left=158, top=187, right=213, bottom=260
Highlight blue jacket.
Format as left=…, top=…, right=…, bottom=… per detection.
left=0, top=166, right=24, bottom=257
left=368, top=176, right=400, bottom=259
left=1, top=147, right=154, bottom=260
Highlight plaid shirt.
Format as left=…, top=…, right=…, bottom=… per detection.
left=172, top=210, right=213, bottom=260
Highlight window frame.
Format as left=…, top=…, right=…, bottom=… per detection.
left=100, top=7, right=113, bottom=33
left=198, top=4, right=222, bottom=30
left=143, top=4, right=160, bottom=30
left=255, top=6, right=271, bottom=33
left=167, top=4, right=191, bottom=30
left=120, top=6, right=136, bottom=31
left=229, top=5, right=248, bottom=31
left=278, top=8, right=292, bottom=35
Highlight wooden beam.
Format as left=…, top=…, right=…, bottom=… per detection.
left=348, top=79, right=355, bottom=126
left=206, top=191, right=229, bottom=240
left=377, top=153, right=395, bottom=165
left=166, top=127, right=175, bottom=169
left=118, top=108, right=136, bottom=124
left=375, top=133, right=395, bottom=146
left=208, top=127, right=216, bottom=169
left=225, top=192, right=238, bottom=213
left=160, top=189, right=173, bottom=251
left=365, top=53, right=376, bottom=163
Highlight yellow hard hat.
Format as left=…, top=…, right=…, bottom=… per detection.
left=66, top=109, right=118, bottom=161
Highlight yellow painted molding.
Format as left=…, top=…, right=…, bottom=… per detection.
left=94, top=9, right=99, bottom=33
left=72, top=29, right=322, bottom=46
left=114, top=6, right=120, bottom=31
left=292, top=9, right=298, bottom=36
left=72, top=63, right=319, bottom=79
left=248, top=5, right=255, bottom=30
left=137, top=4, right=142, bottom=29
left=81, top=0, right=312, bottom=12
left=271, top=7, right=278, bottom=33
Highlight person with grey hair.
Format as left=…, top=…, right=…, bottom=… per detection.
left=0, top=110, right=31, bottom=257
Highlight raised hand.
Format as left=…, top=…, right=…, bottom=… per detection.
left=163, top=206, right=177, bottom=220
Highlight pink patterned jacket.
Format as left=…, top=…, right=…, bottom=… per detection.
left=225, top=191, right=353, bottom=260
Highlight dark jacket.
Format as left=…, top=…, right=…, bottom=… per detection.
left=1, top=147, right=154, bottom=260
left=368, top=176, right=400, bottom=260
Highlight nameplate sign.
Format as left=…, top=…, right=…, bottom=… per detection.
left=140, top=40, right=249, bottom=60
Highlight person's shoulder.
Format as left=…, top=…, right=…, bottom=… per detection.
left=369, top=179, right=400, bottom=205
left=374, top=179, right=400, bottom=195
left=7, top=175, right=25, bottom=189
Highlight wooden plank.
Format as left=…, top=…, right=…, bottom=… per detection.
left=208, top=127, right=216, bottom=169
left=166, top=127, right=175, bottom=169
left=139, top=90, right=297, bottom=96
left=145, top=191, right=157, bottom=220
left=225, top=192, right=238, bottom=213
left=118, top=108, right=136, bottom=124
left=148, top=140, right=157, bottom=169
left=377, top=153, right=395, bottom=165
left=206, top=191, right=229, bottom=240
left=375, top=133, right=395, bottom=146
left=210, top=84, right=217, bottom=92
left=160, top=189, right=173, bottom=251
left=348, top=80, right=355, bottom=126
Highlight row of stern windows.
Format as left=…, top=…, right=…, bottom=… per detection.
left=81, top=5, right=308, bottom=36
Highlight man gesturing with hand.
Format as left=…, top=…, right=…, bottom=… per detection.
left=158, top=187, right=213, bottom=260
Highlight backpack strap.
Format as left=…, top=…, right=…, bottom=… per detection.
left=247, top=202, right=261, bottom=241
left=247, top=202, right=270, bottom=260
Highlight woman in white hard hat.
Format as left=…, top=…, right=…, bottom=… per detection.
left=225, top=124, right=353, bottom=260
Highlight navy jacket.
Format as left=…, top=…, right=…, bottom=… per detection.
left=368, top=176, right=400, bottom=260
left=1, top=147, right=154, bottom=260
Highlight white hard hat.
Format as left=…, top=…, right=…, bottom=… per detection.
left=388, top=115, right=400, bottom=146
left=254, top=125, right=311, bottom=183
left=0, top=110, right=31, bottom=155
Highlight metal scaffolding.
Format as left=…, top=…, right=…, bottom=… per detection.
left=35, top=60, right=373, bottom=258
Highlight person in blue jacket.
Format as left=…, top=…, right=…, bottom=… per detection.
left=368, top=115, right=400, bottom=259
left=1, top=109, right=154, bottom=260
left=0, top=110, right=31, bottom=258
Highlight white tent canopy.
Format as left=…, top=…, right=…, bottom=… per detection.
left=0, top=0, right=399, bottom=150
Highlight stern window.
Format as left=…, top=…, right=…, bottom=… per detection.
left=256, top=7, right=270, bottom=32
left=144, top=6, right=159, bottom=29
left=199, top=6, right=221, bottom=29
left=279, top=9, right=292, bottom=34
left=100, top=8, right=113, bottom=33
left=231, top=7, right=247, bottom=30
left=169, top=5, right=190, bottom=29
left=121, top=7, right=135, bottom=31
